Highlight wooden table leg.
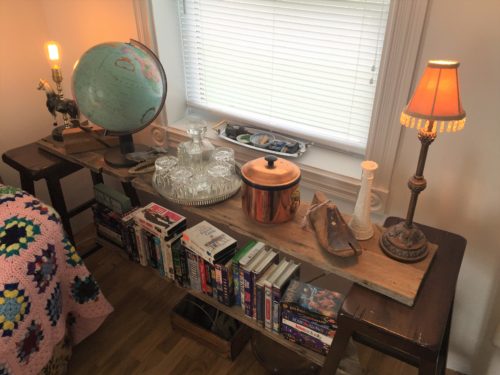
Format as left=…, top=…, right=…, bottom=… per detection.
left=320, top=318, right=354, bottom=374
left=19, top=172, right=35, bottom=195
left=418, top=356, right=439, bottom=375
left=121, top=181, right=140, bottom=207
left=436, top=304, right=454, bottom=374
left=91, top=171, right=104, bottom=185
left=46, top=177, right=74, bottom=242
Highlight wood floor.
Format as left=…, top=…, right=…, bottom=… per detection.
left=68, top=235, right=462, bottom=375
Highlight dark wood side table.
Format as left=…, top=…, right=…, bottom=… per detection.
left=321, top=217, right=466, bottom=375
left=2, top=142, right=95, bottom=242
left=36, top=136, right=141, bottom=208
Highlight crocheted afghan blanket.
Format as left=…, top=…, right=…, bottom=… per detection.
left=0, top=185, right=113, bottom=374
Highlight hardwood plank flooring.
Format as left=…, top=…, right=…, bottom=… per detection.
left=69, top=233, right=463, bottom=375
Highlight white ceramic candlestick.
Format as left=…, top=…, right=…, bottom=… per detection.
left=349, top=160, right=378, bottom=240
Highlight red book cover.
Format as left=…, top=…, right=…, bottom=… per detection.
left=135, top=203, right=186, bottom=239
left=199, top=256, right=207, bottom=294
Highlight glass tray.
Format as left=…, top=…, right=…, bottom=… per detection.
left=153, top=180, right=241, bottom=206
left=215, top=120, right=311, bottom=158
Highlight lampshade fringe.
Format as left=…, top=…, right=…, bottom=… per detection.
left=400, top=112, right=466, bottom=133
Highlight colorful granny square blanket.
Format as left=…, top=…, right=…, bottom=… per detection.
left=0, top=184, right=113, bottom=374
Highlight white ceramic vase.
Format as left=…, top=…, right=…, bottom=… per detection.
left=349, top=160, right=378, bottom=240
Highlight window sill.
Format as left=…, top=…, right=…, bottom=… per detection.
left=162, top=118, right=377, bottom=209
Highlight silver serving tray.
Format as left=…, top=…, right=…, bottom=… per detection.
left=215, top=120, right=311, bottom=158
left=154, top=181, right=241, bottom=206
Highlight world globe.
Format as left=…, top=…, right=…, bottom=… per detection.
left=72, top=40, right=167, bottom=167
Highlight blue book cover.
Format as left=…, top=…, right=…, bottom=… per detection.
left=281, top=279, right=344, bottom=326
left=281, top=309, right=335, bottom=336
left=243, top=249, right=268, bottom=317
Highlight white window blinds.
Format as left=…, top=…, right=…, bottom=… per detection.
left=177, top=0, right=390, bottom=154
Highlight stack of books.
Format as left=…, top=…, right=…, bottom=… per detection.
left=133, top=203, right=187, bottom=279
left=92, top=204, right=128, bottom=248
left=181, top=221, right=238, bottom=305
left=231, top=241, right=300, bottom=330
left=92, top=186, right=188, bottom=281
left=280, top=280, right=344, bottom=355
left=92, top=184, right=134, bottom=250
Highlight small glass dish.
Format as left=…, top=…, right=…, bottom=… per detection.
left=236, top=134, right=251, bottom=144
left=250, top=132, right=275, bottom=148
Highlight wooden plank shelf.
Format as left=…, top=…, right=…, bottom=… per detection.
left=94, top=225, right=365, bottom=372
left=96, top=236, right=325, bottom=365
left=133, top=176, right=436, bottom=307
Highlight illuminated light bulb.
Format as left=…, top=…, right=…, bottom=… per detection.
left=45, top=41, right=61, bottom=69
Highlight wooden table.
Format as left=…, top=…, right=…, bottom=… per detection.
left=21, top=142, right=465, bottom=373
left=133, top=179, right=466, bottom=374
left=1, top=142, right=94, bottom=242
left=321, top=217, right=466, bottom=374
left=133, top=176, right=436, bottom=307
left=37, top=136, right=140, bottom=206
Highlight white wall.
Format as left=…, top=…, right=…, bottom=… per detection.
left=0, top=0, right=138, bottom=232
left=1, top=0, right=499, bottom=373
left=386, top=0, right=500, bottom=373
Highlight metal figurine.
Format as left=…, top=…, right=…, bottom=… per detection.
left=37, top=77, right=79, bottom=141
left=349, top=160, right=378, bottom=240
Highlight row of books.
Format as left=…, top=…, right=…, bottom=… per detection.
left=93, top=197, right=345, bottom=356
left=280, top=280, right=345, bottom=355
left=181, top=235, right=302, bottom=333
left=93, top=201, right=303, bottom=334
left=92, top=202, right=187, bottom=280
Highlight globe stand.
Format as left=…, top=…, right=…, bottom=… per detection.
left=104, top=134, right=150, bottom=168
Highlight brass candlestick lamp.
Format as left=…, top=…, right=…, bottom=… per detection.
left=380, top=60, right=466, bottom=262
left=38, top=41, right=79, bottom=141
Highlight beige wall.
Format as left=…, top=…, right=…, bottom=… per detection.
left=1, top=0, right=499, bottom=374
left=386, top=0, right=500, bottom=373
left=0, top=0, right=137, bottom=231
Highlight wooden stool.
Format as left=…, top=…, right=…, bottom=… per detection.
left=320, top=217, right=466, bottom=375
left=2, top=142, right=95, bottom=243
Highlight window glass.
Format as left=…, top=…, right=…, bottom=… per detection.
left=178, top=0, right=390, bottom=154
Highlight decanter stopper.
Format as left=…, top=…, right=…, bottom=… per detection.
left=349, top=160, right=378, bottom=240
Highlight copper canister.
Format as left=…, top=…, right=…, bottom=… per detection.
left=241, top=155, right=301, bottom=224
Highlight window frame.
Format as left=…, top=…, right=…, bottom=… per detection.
left=134, top=0, right=430, bottom=213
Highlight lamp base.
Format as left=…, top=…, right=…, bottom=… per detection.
left=380, top=221, right=428, bottom=263
left=52, top=123, right=79, bottom=142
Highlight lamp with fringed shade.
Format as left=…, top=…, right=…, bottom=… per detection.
left=380, top=60, right=466, bottom=263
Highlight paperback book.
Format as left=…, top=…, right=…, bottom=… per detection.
left=214, top=251, right=237, bottom=306
left=255, top=263, right=277, bottom=326
left=281, top=319, right=334, bottom=356
left=182, top=221, right=237, bottom=264
left=271, top=261, right=300, bottom=332
left=238, top=242, right=266, bottom=308
left=93, top=183, right=132, bottom=214
left=121, top=207, right=142, bottom=262
left=242, top=248, right=268, bottom=317
left=231, top=240, right=257, bottom=306
left=161, top=233, right=182, bottom=281
left=135, top=202, right=187, bottom=240
left=251, top=249, right=279, bottom=319
left=280, top=280, right=344, bottom=327
left=185, top=247, right=202, bottom=292
left=92, top=204, right=124, bottom=247
left=263, top=259, right=290, bottom=331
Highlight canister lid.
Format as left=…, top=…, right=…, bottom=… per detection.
left=241, top=155, right=301, bottom=189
